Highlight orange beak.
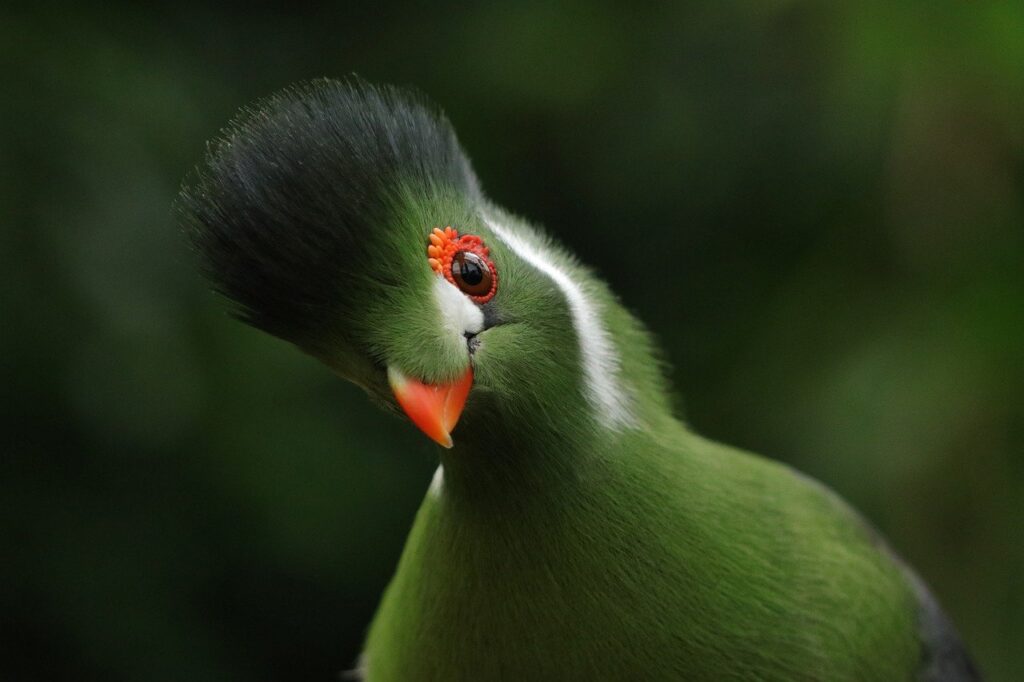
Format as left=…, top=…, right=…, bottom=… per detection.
left=387, top=365, right=473, bottom=448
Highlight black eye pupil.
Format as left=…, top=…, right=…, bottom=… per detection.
left=451, top=251, right=493, bottom=297
left=458, top=259, right=483, bottom=285
left=449, top=250, right=494, bottom=298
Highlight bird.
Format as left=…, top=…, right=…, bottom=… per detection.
left=178, top=79, right=980, bottom=681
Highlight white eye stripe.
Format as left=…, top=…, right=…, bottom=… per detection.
left=483, top=215, right=635, bottom=430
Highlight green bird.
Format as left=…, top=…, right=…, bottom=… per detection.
left=178, top=80, right=979, bottom=681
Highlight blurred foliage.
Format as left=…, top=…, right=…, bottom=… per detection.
left=2, top=2, right=1022, bottom=680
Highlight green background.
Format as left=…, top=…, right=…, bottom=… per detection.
left=4, top=2, right=1022, bottom=680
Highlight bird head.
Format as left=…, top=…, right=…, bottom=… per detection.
left=179, top=80, right=667, bottom=455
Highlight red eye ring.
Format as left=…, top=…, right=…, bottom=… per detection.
left=427, top=226, right=498, bottom=303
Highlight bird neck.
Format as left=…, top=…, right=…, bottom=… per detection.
left=436, top=397, right=675, bottom=512
left=438, top=422, right=593, bottom=508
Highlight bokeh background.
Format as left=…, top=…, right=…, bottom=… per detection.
left=4, top=2, right=1022, bottom=680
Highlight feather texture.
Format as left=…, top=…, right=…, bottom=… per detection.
left=179, top=79, right=980, bottom=682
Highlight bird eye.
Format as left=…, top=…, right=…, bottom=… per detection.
left=427, top=226, right=498, bottom=303
left=452, top=251, right=492, bottom=296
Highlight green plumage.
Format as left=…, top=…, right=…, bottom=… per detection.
left=178, top=80, right=978, bottom=681
left=362, top=209, right=918, bottom=680
left=368, top=429, right=920, bottom=680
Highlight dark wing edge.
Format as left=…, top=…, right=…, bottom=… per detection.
left=791, top=468, right=982, bottom=681
left=898, top=562, right=983, bottom=682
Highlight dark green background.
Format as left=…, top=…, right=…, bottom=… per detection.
left=4, top=3, right=1022, bottom=680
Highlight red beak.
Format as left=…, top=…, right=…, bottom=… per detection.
left=387, top=365, right=473, bottom=448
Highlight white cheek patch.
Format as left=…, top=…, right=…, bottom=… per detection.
left=433, top=275, right=484, bottom=340
left=483, top=215, right=635, bottom=430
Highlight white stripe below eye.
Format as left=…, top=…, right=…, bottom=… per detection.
left=433, top=276, right=484, bottom=340
left=483, top=215, right=634, bottom=430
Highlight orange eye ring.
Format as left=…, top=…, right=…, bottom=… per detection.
left=427, top=226, right=498, bottom=303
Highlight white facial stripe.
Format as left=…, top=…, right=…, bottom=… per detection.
left=483, top=216, right=635, bottom=429
left=433, top=276, right=484, bottom=341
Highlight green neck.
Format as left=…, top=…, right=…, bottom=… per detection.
left=438, top=403, right=615, bottom=511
